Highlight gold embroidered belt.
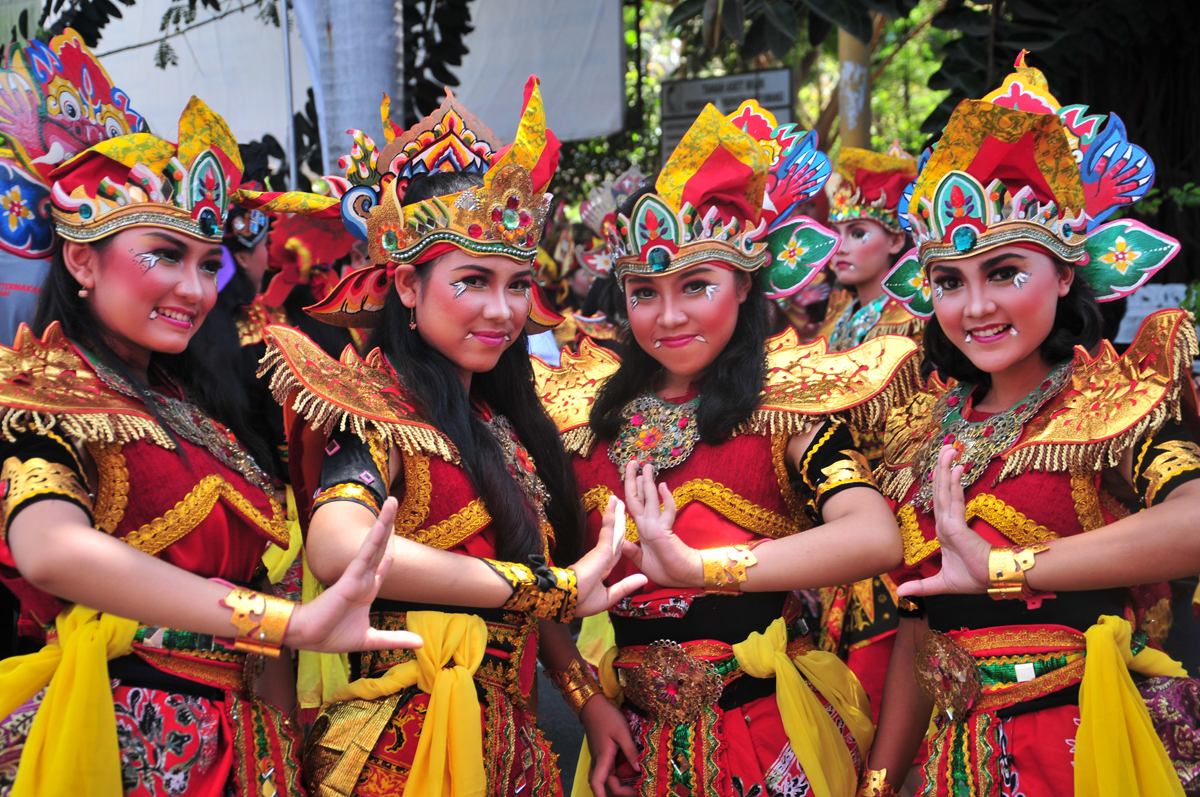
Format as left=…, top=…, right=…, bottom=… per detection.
left=614, top=632, right=815, bottom=723
left=911, top=624, right=1140, bottom=718
left=360, top=607, right=539, bottom=708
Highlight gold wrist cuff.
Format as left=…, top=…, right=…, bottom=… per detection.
left=701, top=544, right=758, bottom=595
left=857, top=768, right=897, bottom=797
left=987, top=542, right=1050, bottom=601
left=545, top=659, right=604, bottom=717
left=219, top=586, right=294, bottom=658
left=485, top=557, right=579, bottom=623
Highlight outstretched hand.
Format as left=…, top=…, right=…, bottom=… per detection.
left=573, top=495, right=649, bottom=617
left=284, top=497, right=424, bottom=652
left=896, top=446, right=992, bottom=599
left=620, top=463, right=703, bottom=588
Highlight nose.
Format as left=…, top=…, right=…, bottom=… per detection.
left=174, top=262, right=205, bottom=303
left=657, top=290, right=688, bottom=329
left=481, top=284, right=514, bottom=323
left=963, top=281, right=996, bottom=319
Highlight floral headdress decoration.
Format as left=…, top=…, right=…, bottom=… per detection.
left=243, top=78, right=562, bottom=330
left=882, top=52, right=1180, bottom=318
left=0, top=30, right=148, bottom=258
left=828, top=141, right=918, bottom=234
left=575, top=165, right=646, bottom=279
left=609, top=100, right=840, bottom=298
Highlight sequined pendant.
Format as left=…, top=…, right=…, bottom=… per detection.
left=914, top=630, right=981, bottom=721
left=608, top=392, right=700, bottom=476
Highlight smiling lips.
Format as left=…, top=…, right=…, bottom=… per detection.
left=153, top=307, right=195, bottom=329
left=966, top=323, right=1011, bottom=344
left=655, top=334, right=707, bottom=349
left=469, top=330, right=509, bottom=346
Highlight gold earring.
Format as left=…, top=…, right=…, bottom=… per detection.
left=409, top=306, right=416, bottom=330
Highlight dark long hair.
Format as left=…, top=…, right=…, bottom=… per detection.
left=364, top=171, right=585, bottom=564
left=33, top=239, right=276, bottom=475
left=589, top=185, right=770, bottom=444
left=924, top=261, right=1104, bottom=385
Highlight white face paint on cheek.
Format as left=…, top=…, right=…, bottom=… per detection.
left=1013, top=271, right=1030, bottom=290
left=450, top=280, right=467, bottom=298
left=704, top=284, right=719, bottom=302
left=934, top=284, right=944, bottom=302
left=136, top=252, right=162, bottom=273
left=629, top=295, right=639, bottom=309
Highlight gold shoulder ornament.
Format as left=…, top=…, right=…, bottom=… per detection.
left=0, top=322, right=175, bottom=449
left=259, top=325, right=458, bottom=463
left=532, top=337, right=621, bottom=456
left=745, top=327, right=921, bottom=437
left=877, top=308, right=1198, bottom=502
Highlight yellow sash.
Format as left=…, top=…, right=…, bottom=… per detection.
left=573, top=617, right=872, bottom=797
left=0, top=604, right=137, bottom=797
left=330, top=610, right=488, bottom=797
left=1075, top=615, right=1186, bottom=797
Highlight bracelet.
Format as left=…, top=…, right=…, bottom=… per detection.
left=483, top=555, right=579, bottom=623
left=545, top=659, right=604, bottom=717
left=988, top=542, right=1051, bottom=606
left=213, top=580, right=295, bottom=658
left=700, top=544, right=758, bottom=595
left=856, top=768, right=897, bottom=797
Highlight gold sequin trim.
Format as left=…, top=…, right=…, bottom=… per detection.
left=314, top=483, right=380, bottom=513
left=954, top=627, right=1083, bottom=653
left=0, top=456, right=92, bottom=540
left=365, top=429, right=391, bottom=488
left=772, top=432, right=808, bottom=523
left=1142, top=596, right=1173, bottom=644
left=898, top=504, right=940, bottom=566
left=814, top=450, right=878, bottom=503
left=88, top=442, right=129, bottom=533
left=394, top=450, right=431, bottom=536
left=122, top=474, right=288, bottom=555
left=408, top=498, right=492, bottom=550
left=1070, top=472, right=1104, bottom=532
left=44, top=428, right=84, bottom=475
left=673, top=478, right=807, bottom=539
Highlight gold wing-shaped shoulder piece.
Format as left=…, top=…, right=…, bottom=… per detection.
left=235, top=295, right=289, bottom=348
left=259, top=325, right=458, bottom=463
left=746, top=328, right=922, bottom=436
left=532, top=338, right=621, bottom=456
left=997, top=308, right=1198, bottom=480
left=875, top=374, right=952, bottom=500
left=873, top=300, right=926, bottom=343
left=0, top=322, right=174, bottom=448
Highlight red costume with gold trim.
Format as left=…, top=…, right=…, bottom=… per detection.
left=538, top=331, right=920, bottom=796
left=0, top=324, right=299, bottom=796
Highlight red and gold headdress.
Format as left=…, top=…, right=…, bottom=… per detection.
left=261, top=204, right=355, bottom=306
left=883, top=53, right=1180, bottom=318
left=609, top=101, right=840, bottom=298
left=575, top=165, right=646, bottom=279
left=0, top=30, right=149, bottom=257
left=828, top=141, right=917, bottom=233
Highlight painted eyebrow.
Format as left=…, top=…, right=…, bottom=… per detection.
left=625, top=266, right=718, bottom=287
left=980, top=253, right=1029, bottom=269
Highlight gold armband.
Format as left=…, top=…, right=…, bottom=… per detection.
left=701, top=544, right=758, bottom=595
left=484, top=556, right=578, bottom=623
left=545, top=659, right=604, bottom=717
left=216, top=583, right=295, bottom=658
left=856, top=768, right=898, bottom=797
left=988, top=542, right=1050, bottom=602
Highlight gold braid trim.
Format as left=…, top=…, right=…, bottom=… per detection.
left=773, top=432, right=808, bottom=523
left=394, top=450, right=432, bottom=536
left=815, top=451, right=878, bottom=503
left=122, top=474, right=288, bottom=555
left=87, top=442, right=129, bottom=533
left=1070, top=472, right=1105, bottom=532
left=1139, top=440, right=1200, bottom=507
left=407, top=498, right=491, bottom=550
left=673, top=479, right=807, bottom=539
left=739, top=409, right=818, bottom=439
left=899, top=494, right=1058, bottom=566
left=43, top=428, right=84, bottom=475
left=257, top=338, right=459, bottom=464
left=800, top=421, right=841, bottom=493
left=581, top=485, right=638, bottom=541
left=0, top=456, right=92, bottom=540
left=313, top=483, right=380, bottom=512
left=1, top=407, right=175, bottom=450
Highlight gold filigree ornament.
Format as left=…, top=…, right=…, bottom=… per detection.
left=618, top=640, right=724, bottom=725
left=218, top=584, right=294, bottom=658
left=608, top=392, right=700, bottom=476
left=914, top=630, right=982, bottom=721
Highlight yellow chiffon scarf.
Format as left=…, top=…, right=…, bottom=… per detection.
left=573, top=617, right=873, bottom=797
left=0, top=604, right=137, bottom=797
left=1075, top=615, right=1187, bottom=797
left=330, top=610, right=488, bottom=797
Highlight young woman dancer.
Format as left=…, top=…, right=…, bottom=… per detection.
left=255, top=80, right=646, bottom=797
left=865, top=54, right=1198, bottom=796
left=0, top=32, right=419, bottom=797
left=536, top=101, right=921, bottom=797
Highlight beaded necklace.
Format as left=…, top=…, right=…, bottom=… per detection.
left=910, top=360, right=1074, bottom=510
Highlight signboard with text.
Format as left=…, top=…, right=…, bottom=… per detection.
left=660, top=68, right=793, bottom=163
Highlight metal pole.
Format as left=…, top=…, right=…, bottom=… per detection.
left=281, top=0, right=298, bottom=191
